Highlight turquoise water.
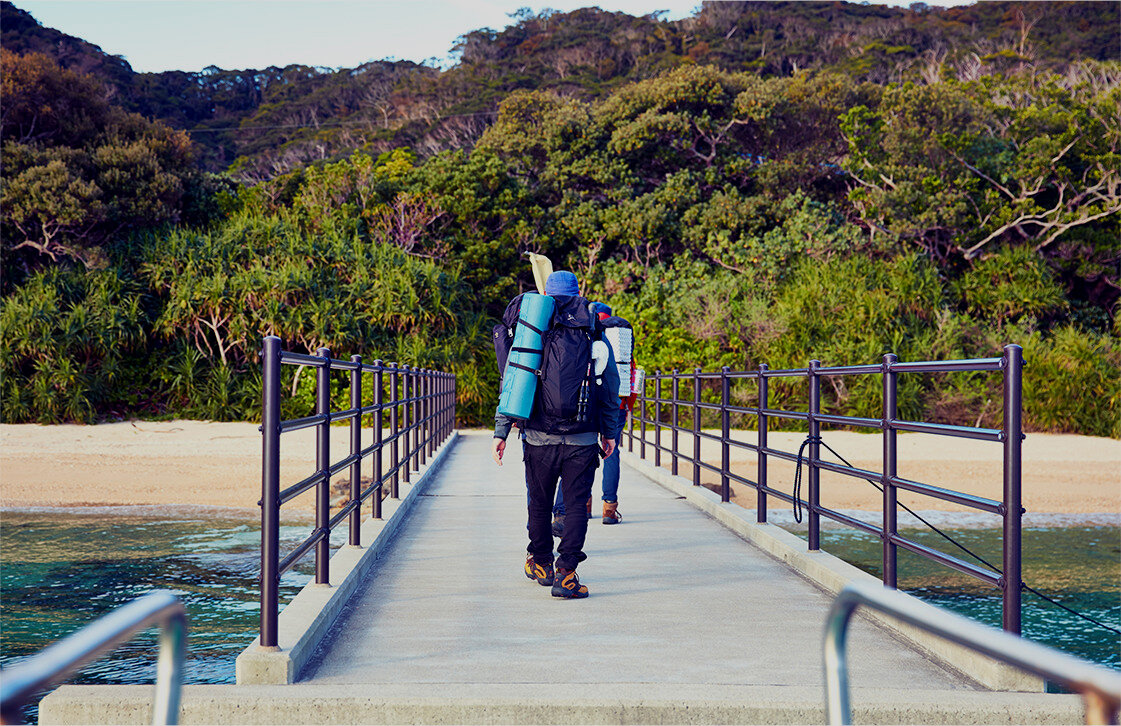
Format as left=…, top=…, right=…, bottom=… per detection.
left=0, top=510, right=318, bottom=723
left=800, top=525, right=1121, bottom=672
left=1, top=512, right=1117, bottom=724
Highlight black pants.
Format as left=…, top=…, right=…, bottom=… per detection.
left=524, top=442, right=599, bottom=571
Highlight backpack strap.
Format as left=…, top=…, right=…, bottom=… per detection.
left=514, top=320, right=545, bottom=336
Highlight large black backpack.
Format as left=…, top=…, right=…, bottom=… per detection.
left=493, top=293, right=601, bottom=434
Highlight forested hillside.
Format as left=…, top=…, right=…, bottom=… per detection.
left=2, top=1, right=1118, bottom=435
left=3, top=1, right=1118, bottom=176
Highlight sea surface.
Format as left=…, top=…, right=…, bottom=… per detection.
left=0, top=508, right=318, bottom=723
left=776, top=516, right=1121, bottom=674
left=0, top=509, right=1117, bottom=723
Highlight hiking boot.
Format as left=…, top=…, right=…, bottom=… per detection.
left=551, top=514, right=564, bottom=538
left=524, top=555, right=554, bottom=586
left=551, top=567, right=589, bottom=599
left=603, top=501, right=621, bottom=525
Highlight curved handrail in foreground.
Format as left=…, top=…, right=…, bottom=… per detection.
left=0, top=590, right=187, bottom=725
left=824, top=581, right=1121, bottom=725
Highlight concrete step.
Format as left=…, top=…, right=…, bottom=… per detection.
left=40, top=683, right=1084, bottom=725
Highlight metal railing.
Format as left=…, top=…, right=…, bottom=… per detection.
left=825, top=581, right=1121, bottom=724
left=0, top=590, right=187, bottom=725
left=258, top=335, right=457, bottom=649
left=626, top=345, right=1026, bottom=632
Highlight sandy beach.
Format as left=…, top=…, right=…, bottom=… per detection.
left=1, top=421, right=1118, bottom=520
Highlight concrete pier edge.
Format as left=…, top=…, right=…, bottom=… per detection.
left=39, top=684, right=1083, bottom=726
left=618, top=449, right=1045, bottom=693
left=233, top=431, right=460, bottom=685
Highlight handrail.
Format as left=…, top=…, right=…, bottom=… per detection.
left=625, top=346, right=1026, bottom=632
left=258, top=336, right=457, bottom=649
left=0, top=591, right=187, bottom=725
left=824, top=581, right=1121, bottom=725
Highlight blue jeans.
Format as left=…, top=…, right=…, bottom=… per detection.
left=554, top=413, right=626, bottom=515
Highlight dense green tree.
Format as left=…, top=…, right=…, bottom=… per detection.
left=1, top=50, right=197, bottom=273
left=840, top=71, right=1120, bottom=311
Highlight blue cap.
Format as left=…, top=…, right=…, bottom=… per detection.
left=590, top=302, right=613, bottom=317
left=544, top=270, right=579, bottom=296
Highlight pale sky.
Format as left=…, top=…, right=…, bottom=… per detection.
left=15, top=0, right=970, bottom=74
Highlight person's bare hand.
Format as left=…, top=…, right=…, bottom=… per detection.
left=492, top=438, right=506, bottom=466
left=602, top=438, right=616, bottom=458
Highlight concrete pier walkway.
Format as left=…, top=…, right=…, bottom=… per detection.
left=40, top=431, right=1086, bottom=724
left=301, top=431, right=970, bottom=694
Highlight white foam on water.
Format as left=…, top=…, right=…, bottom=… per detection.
left=0, top=503, right=312, bottom=523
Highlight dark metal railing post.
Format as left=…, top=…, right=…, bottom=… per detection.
left=427, top=370, right=434, bottom=459
left=654, top=372, right=662, bottom=467
left=720, top=365, right=730, bottom=503
left=882, top=353, right=898, bottom=589
left=438, top=372, right=446, bottom=442
left=401, top=365, right=412, bottom=484
left=426, top=370, right=435, bottom=458
left=372, top=360, right=383, bottom=519
left=1003, top=344, right=1024, bottom=635
left=443, top=372, right=450, bottom=440
left=757, top=364, right=768, bottom=523
left=808, top=359, right=821, bottom=551
left=693, top=367, right=702, bottom=487
left=388, top=362, right=400, bottom=498
left=408, top=367, right=418, bottom=474
left=259, top=336, right=281, bottom=649
left=349, top=355, right=363, bottom=547
left=411, top=367, right=421, bottom=473
left=640, top=374, right=647, bottom=459
left=671, top=369, right=680, bottom=475
left=417, top=369, right=423, bottom=466
left=315, top=347, right=332, bottom=585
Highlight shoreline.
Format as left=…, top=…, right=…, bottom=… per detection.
left=1, top=504, right=1115, bottom=530
left=1, top=421, right=1118, bottom=520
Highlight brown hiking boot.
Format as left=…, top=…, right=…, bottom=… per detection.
left=524, top=554, right=554, bottom=586
left=603, top=501, right=621, bottom=525
left=551, top=567, right=589, bottom=599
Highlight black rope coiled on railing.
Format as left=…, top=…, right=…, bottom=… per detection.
left=794, top=435, right=1121, bottom=637
left=792, top=435, right=821, bottom=524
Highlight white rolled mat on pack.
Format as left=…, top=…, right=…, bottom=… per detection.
left=616, top=362, right=631, bottom=396
left=604, top=327, right=633, bottom=363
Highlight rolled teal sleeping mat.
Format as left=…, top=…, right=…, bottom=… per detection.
left=498, top=293, right=555, bottom=420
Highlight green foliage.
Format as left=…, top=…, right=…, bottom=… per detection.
left=6, top=0, right=1119, bottom=177
left=1, top=266, right=149, bottom=422
left=952, top=246, right=1067, bottom=326
left=1, top=49, right=197, bottom=271
left=3, top=7, right=1119, bottom=437
left=840, top=74, right=1119, bottom=313
left=141, top=210, right=473, bottom=358
left=1017, top=325, right=1120, bottom=438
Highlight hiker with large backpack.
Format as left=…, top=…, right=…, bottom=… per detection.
left=491, top=271, right=622, bottom=599
left=551, top=301, right=636, bottom=532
